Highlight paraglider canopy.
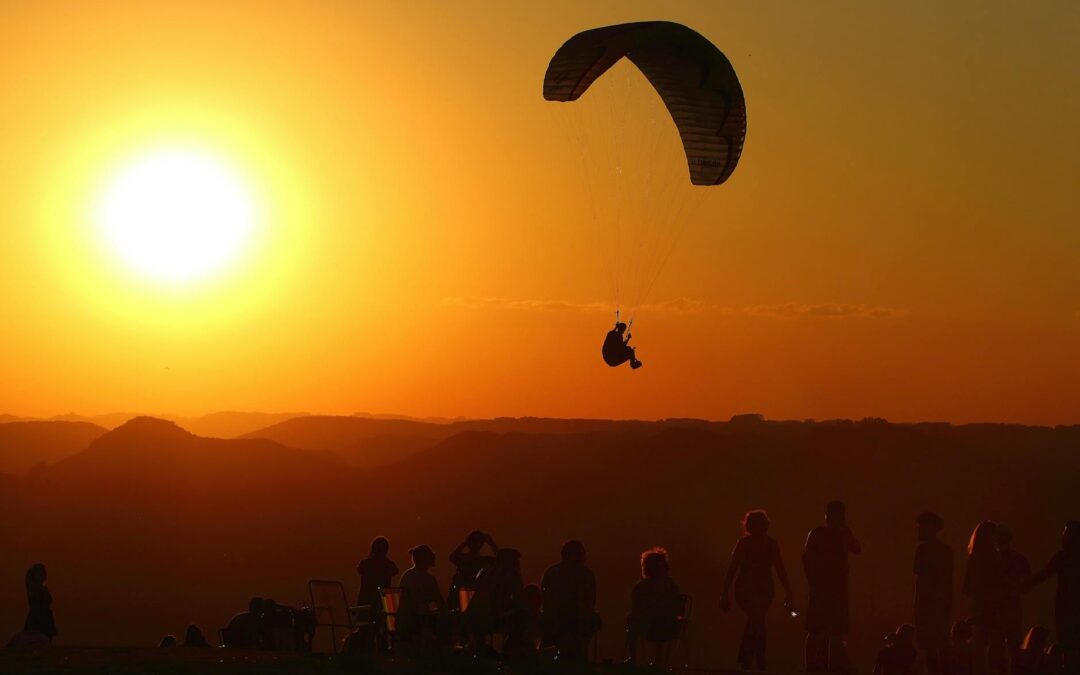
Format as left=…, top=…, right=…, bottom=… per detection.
left=544, top=21, right=746, bottom=186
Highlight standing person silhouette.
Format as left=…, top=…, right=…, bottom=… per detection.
left=448, top=530, right=498, bottom=608
left=915, top=512, right=954, bottom=675
left=720, top=509, right=795, bottom=671
left=1028, top=521, right=1080, bottom=674
left=995, top=525, right=1031, bottom=654
left=803, top=501, right=861, bottom=674
left=963, top=521, right=1006, bottom=675
left=23, top=563, right=57, bottom=643
left=357, top=536, right=400, bottom=608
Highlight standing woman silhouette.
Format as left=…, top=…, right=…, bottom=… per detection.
left=24, top=563, right=57, bottom=643
left=720, top=510, right=795, bottom=671
left=963, top=521, right=1006, bottom=675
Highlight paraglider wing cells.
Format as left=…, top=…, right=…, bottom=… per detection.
left=543, top=21, right=746, bottom=186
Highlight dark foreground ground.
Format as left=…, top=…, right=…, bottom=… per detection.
left=0, top=647, right=343, bottom=674
left=0, top=648, right=748, bottom=675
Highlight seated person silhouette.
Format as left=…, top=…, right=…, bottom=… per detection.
left=602, top=322, right=642, bottom=370
left=183, top=623, right=211, bottom=648
left=625, top=547, right=682, bottom=668
left=542, top=540, right=602, bottom=662
left=873, top=625, right=918, bottom=675
left=222, top=597, right=266, bottom=649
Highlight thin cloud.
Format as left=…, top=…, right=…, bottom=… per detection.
left=743, top=303, right=908, bottom=319
left=442, top=297, right=608, bottom=313
left=444, top=297, right=906, bottom=319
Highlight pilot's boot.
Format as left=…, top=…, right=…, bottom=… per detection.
left=631, top=359, right=642, bottom=369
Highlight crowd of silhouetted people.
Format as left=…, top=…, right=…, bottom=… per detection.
left=340, top=507, right=1079, bottom=674
left=10, top=504, right=1080, bottom=675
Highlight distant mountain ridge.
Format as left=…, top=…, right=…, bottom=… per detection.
left=0, top=411, right=311, bottom=437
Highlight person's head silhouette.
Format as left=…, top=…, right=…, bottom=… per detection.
left=894, top=624, right=915, bottom=649
left=743, top=509, right=770, bottom=536
left=371, top=536, right=390, bottom=558
left=615, top=322, right=627, bottom=334
left=968, top=521, right=997, bottom=555
left=25, top=563, right=46, bottom=592
left=466, top=530, right=486, bottom=552
left=248, top=597, right=264, bottom=615
left=496, top=547, right=521, bottom=573
left=561, top=540, right=586, bottom=564
left=1021, top=625, right=1050, bottom=652
left=410, top=544, right=436, bottom=570
left=640, top=547, right=670, bottom=579
left=917, top=512, right=943, bottom=541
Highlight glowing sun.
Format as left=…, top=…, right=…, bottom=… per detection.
left=95, top=148, right=257, bottom=284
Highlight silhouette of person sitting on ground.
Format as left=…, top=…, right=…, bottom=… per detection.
left=1012, top=625, right=1051, bottom=675
left=602, top=321, right=642, bottom=370
left=183, top=623, right=211, bottom=648
left=996, top=525, right=1032, bottom=653
left=915, top=512, right=954, bottom=675
left=158, top=634, right=177, bottom=647
left=449, top=530, right=498, bottom=608
left=223, top=597, right=267, bottom=649
left=358, top=536, right=399, bottom=608
left=874, top=625, right=919, bottom=675
left=945, top=620, right=975, bottom=675
left=399, top=544, right=449, bottom=645
left=721, top=509, right=795, bottom=671
left=23, top=563, right=57, bottom=644
left=1029, top=521, right=1080, bottom=674
left=963, top=521, right=1007, bottom=675
left=542, top=540, right=601, bottom=662
left=803, top=500, right=861, bottom=674
left=625, top=547, right=682, bottom=668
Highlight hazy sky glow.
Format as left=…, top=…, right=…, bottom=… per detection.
left=1, top=1, right=1077, bottom=423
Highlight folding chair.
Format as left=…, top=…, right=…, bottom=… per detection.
left=308, top=579, right=354, bottom=654
left=378, top=586, right=404, bottom=652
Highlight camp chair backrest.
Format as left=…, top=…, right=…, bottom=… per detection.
left=308, top=579, right=354, bottom=654
left=379, top=587, right=404, bottom=633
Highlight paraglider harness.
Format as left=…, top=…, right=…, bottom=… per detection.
left=616, top=308, right=633, bottom=344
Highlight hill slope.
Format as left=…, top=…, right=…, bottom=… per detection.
left=0, top=421, right=107, bottom=475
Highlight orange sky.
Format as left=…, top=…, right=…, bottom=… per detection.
left=1, top=1, right=1078, bottom=424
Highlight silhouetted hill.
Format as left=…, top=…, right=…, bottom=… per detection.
left=243, top=415, right=694, bottom=468
left=2, top=418, right=1078, bottom=671
left=169, top=411, right=311, bottom=438
left=0, top=421, right=107, bottom=475
left=354, top=411, right=467, bottom=424
left=47, top=412, right=144, bottom=428
left=45, top=416, right=345, bottom=481
left=2, top=411, right=311, bottom=437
